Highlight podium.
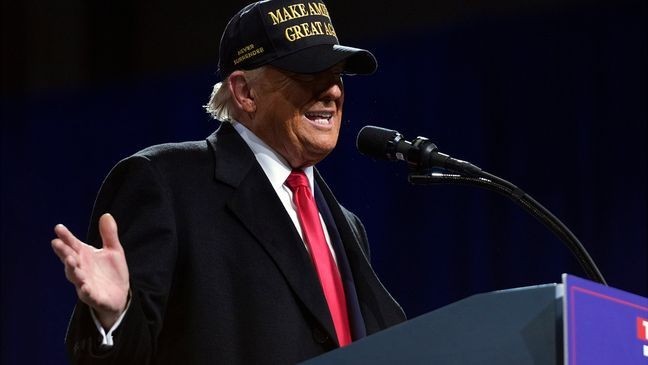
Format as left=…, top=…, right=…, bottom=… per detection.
left=300, top=274, right=648, bottom=365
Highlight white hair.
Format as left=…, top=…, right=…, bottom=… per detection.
left=204, top=80, right=234, bottom=121
left=204, top=68, right=265, bottom=121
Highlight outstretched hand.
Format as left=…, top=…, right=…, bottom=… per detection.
left=51, top=213, right=130, bottom=329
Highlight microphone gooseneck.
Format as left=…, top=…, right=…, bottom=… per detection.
left=356, top=124, right=607, bottom=286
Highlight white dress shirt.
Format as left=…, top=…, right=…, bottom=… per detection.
left=232, top=121, right=337, bottom=261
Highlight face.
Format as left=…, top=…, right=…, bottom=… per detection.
left=244, top=64, right=345, bottom=168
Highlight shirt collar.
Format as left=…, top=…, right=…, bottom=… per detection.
left=232, top=121, right=315, bottom=192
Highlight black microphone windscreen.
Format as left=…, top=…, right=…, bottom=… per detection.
left=356, top=125, right=399, bottom=160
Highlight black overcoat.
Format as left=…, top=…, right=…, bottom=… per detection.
left=65, top=122, right=405, bottom=364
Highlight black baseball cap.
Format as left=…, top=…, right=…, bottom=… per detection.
left=217, top=0, right=377, bottom=77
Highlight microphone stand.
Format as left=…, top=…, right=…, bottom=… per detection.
left=408, top=169, right=608, bottom=285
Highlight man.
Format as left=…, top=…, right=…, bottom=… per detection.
left=51, top=0, right=405, bottom=363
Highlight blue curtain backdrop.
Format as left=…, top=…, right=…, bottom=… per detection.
left=1, top=2, right=646, bottom=364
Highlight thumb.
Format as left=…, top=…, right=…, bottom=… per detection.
left=99, top=213, right=121, bottom=250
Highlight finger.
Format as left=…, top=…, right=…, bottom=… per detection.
left=64, top=266, right=80, bottom=286
left=65, top=254, right=78, bottom=268
left=99, top=213, right=122, bottom=251
left=77, top=284, right=98, bottom=308
left=77, top=284, right=92, bottom=303
left=51, top=239, right=77, bottom=264
left=72, top=265, right=88, bottom=284
left=54, top=224, right=82, bottom=253
left=64, top=256, right=91, bottom=289
left=64, top=256, right=84, bottom=287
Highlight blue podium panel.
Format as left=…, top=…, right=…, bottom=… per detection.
left=301, top=284, right=563, bottom=365
left=564, top=274, right=648, bottom=365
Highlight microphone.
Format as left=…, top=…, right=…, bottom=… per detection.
left=356, top=125, right=482, bottom=176
left=356, top=126, right=608, bottom=285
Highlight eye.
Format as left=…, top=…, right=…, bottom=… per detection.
left=288, top=73, right=316, bottom=83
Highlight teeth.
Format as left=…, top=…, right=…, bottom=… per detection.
left=305, top=112, right=332, bottom=124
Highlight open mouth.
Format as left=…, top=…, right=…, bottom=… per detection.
left=304, top=111, right=334, bottom=126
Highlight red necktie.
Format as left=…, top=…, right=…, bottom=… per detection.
left=285, top=170, right=351, bottom=346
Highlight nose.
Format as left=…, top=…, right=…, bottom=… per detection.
left=318, top=76, right=343, bottom=103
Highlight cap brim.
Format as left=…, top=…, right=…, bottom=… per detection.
left=269, top=44, right=377, bottom=75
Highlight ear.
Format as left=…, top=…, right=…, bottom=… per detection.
left=228, top=71, right=257, bottom=113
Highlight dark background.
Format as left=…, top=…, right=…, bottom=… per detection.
left=1, top=0, right=646, bottom=363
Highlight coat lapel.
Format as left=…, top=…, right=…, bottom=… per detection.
left=314, top=169, right=406, bottom=333
left=206, top=123, right=337, bottom=342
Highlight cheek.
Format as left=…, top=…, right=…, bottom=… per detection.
left=258, top=98, right=295, bottom=129
left=272, top=94, right=304, bottom=122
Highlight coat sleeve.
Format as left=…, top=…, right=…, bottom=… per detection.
left=65, top=154, right=178, bottom=365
